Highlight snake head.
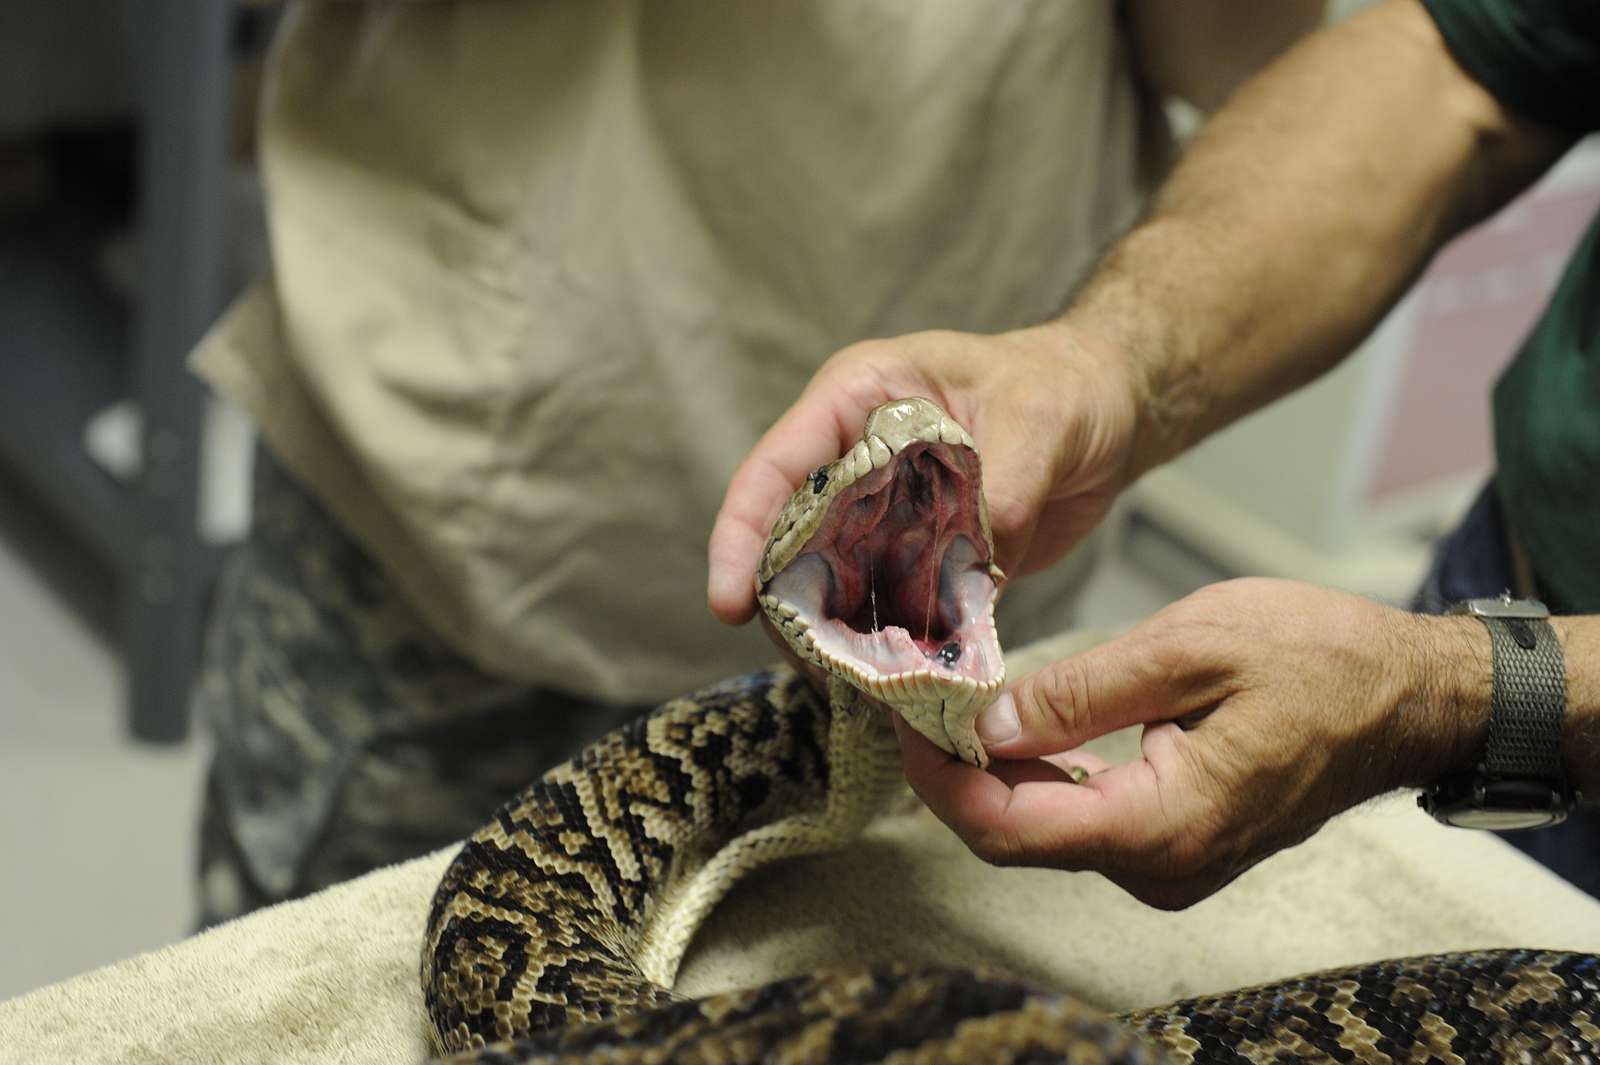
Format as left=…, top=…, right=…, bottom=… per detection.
left=757, top=398, right=1005, bottom=766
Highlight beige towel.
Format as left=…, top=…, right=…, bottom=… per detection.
left=4, top=629, right=1599, bottom=1065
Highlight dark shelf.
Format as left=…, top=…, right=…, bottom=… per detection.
left=0, top=0, right=235, bottom=743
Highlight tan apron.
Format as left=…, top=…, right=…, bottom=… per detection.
left=195, top=0, right=1165, bottom=702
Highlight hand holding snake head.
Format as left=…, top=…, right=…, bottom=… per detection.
left=756, top=397, right=1006, bottom=766
left=429, top=394, right=1600, bottom=1064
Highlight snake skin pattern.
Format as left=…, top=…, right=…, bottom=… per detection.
left=420, top=665, right=1600, bottom=1063
left=422, top=398, right=1598, bottom=1062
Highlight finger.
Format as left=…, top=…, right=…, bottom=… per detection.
left=1042, top=748, right=1115, bottom=778
left=984, top=759, right=1073, bottom=788
left=894, top=713, right=1020, bottom=838
left=707, top=378, right=892, bottom=625
left=975, top=630, right=1198, bottom=759
left=893, top=714, right=1168, bottom=870
left=984, top=748, right=1114, bottom=789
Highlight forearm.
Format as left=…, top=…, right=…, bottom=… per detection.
left=1396, top=613, right=1600, bottom=801
left=1064, top=0, right=1571, bottom=479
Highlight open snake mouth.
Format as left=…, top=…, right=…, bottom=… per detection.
left=766, top=442, right=1001, bottom=685
left=758, top=400, right=1005, bottom=746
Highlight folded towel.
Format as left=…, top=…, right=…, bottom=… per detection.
left=4, top=629, right=1597, bottom=1065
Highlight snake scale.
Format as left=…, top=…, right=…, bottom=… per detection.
left=422, top=399, right=1600, bottom=1063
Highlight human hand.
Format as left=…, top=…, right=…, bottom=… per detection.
left=896, top=578, right=1492, bottom=909
left=707, top=323, right=1144, bottom=625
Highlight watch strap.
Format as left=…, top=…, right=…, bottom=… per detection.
left=1479, top=615, right=1566, bottom=782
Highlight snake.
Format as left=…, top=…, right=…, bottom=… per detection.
left=420, top=397, right=1600, bottom=1063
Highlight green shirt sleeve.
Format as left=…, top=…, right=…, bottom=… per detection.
left=1422, top=0, right=1600, bottom=133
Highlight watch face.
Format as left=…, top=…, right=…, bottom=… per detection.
left=1426, top=775, right=1571, bottom=831
left=1441, top=806, right=1565, bottom=831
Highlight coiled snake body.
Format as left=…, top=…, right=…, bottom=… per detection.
left=422, top=399, right=1600, bottom=1063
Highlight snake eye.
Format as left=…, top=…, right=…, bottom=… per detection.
left=936, top=641, right=962, bottom=666
left=809, top=466, right=830, bottom=494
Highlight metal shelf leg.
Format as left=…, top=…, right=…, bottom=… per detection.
left=127, top=0, right=232, bottom=743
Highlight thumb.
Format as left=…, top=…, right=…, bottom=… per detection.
left=976, top=632, right=1187, bottom=758
left=707, top=384, right=876, bottom=625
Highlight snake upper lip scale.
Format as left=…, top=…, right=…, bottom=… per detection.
left=757, top=397, right=1006, bottom=767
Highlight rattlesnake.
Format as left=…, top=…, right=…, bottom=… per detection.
left=421, top=398, right=1600, bottom=1063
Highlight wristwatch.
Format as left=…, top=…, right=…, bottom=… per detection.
left=1419, top=594, right=1578, bottom=830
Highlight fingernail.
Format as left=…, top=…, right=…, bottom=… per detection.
left=976, top=692, right=1019, bottom=746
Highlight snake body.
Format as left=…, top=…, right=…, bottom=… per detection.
left=422, top=400, right=1600, bottom=1063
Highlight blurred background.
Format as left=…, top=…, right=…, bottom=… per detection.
left=2, top=0, right=1597, bottom=1003
left=0, top=0, right=272, bottom=998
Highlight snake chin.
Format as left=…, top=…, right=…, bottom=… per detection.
left=759, top=402, right=1005, bottom=765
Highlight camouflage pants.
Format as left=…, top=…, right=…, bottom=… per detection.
left=196, top=449, right=650, bottom=927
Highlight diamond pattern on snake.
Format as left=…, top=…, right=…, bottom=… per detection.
left=420, top=398, right=1600, bottom=1063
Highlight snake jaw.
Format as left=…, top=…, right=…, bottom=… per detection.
left=758, top=398, right=1005, bottom=766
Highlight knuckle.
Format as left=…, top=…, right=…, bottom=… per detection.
left=1141, top=602, right=1239, bottom=685
left=1204, top=576, right=1273, bottom=601
left=912, top=327, right=960, bottom=348
left=834, top=337, right=890, bottom=362
left=1022, top=663, right=1093, bottom=738
left=1156, top=599, right=1226, bottom=647
left=1132, top=629, right=1208, bottom=695
left=827, top=339, right=902, bottom=383
left=1164, top=580, right=1258, bottom=630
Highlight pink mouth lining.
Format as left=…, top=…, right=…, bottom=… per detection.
left=765, top=440, right=1002, bottom=686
